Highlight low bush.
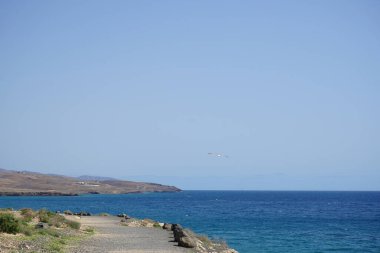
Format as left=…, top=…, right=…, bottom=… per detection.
left=20, top=208, right=36, bottom=222
left=0, top=213, right=21, bottom=234
left=84, top=227, right=94, bottom=233
left=48, top=214, right=66, bottom=228
left=65, top=220, right=80, bottom=230
left=38, top=209, right=55, bottom=223
left=153, top=222, right=162, bottom=228
left=21, top=225, right=33, bottom=236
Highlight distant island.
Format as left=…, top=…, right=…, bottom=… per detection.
left=0, top=168, right=181, bottom=196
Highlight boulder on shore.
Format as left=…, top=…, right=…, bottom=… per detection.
left=35, top=222, right=48, bottom=229
left=172, top=224, right=184, bottom=242
left=178, top=230, right=197, bottom=248
left=74, top=211, right=91, bottom=216
left=117, top=213, right=131, bottom=219
left=163, top=223, right=172, bottom=230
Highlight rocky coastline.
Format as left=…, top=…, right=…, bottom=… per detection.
left=1, top=207, right=238, bottom=253
left=0, top=192, right=79, bottom=196
left=115, top=213, right=239, bottom=253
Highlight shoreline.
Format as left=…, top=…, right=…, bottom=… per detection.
left=0, top=208, right=238, bottom=253
left=0, top=190, right=181, bottom=197
left=66, top=213, right=238, bottom=253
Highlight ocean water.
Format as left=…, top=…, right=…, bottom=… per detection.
left=0, top=191, right=379, bottom=253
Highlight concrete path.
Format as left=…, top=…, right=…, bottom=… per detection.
left=66, top=216, right=193, bottom=253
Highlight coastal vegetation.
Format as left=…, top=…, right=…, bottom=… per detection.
left=98, top=212, right=111, bottom=216
left=0, top=208, right=85, bottom=252
left=0, top=207, right=238, bottom=253
left=0, top=212, right=20, bottom=234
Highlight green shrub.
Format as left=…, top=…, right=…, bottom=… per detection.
left=47, top=241, right=63, bottom=252
left=84, top=227, right=94, bottom=233
left=47, top=229, right=61, bottom=237
left=0, top=213, right=21, bottom=234
left=98, top=212, right=110, bottom=216
left=21, top=225, right=33, bottom=236
left=38, top=209, right=55, bottom=223
left=20, top=208, right=36, bottom=222
left=38, top=229, right=48, bottom=235
left=65, top=220, right=80, bottom=229
left=48, top=214, right=66, bottom=228
left=20, top=208, right=32, bottom=215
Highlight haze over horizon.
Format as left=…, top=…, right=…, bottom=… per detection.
left=1, top=1, right=379, bottom=190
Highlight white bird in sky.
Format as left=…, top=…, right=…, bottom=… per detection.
left=208, top=152, right=229, bottom=158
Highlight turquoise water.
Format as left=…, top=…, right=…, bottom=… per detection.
left=1, top=191, right=379, bottom=252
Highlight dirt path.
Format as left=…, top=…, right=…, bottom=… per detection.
left=66, top=216, right=193, bottom=253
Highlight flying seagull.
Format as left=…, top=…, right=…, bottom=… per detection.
left=208, top=152, right=229, bottom=158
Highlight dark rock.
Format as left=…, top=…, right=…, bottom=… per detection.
left=64, top=210, right=73, bottom=215
left=35, top=222, right=48, bottom=229
left=117, top=213, right=130, bottom=219
left=178, top=233, right=197, bottom=248
left=171, top=224, right=182, bottom=231
left=163, top=223, right=172, bottom=230
left=172, top=224, right=184, bottom=242
left=172, top=225, right=197, bottom=248
left=74, top=211, right=91, bottom=216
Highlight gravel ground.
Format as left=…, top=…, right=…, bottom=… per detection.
left=66, top=216, right=193, bottom=253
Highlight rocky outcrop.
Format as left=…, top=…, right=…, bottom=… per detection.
left=178, top=230, right=197, bottom=248
left=168, top=223, right=238, bottom=253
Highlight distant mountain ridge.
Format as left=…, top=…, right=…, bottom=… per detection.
left=0, top=168, right=181, bottom=196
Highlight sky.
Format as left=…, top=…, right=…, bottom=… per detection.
left=0, top=0, right=379, bottom=190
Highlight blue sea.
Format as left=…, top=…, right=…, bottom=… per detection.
left=1, top=191, right=379, bottom=253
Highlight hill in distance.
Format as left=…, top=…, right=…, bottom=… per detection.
left=76, top=175, right=117, bottom=181
left=0, top=168, right=180, bottom=196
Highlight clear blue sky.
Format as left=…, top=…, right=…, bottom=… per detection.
left=1, top=0, right=379, bottom=190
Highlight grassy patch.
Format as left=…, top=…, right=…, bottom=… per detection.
left=0, top=213, right=21, bottom=234
left=153, top=222, right=162, bottom=228
left=20, top=208, right=37, bottom=222
left=84, top=227, right=95, bottom=234
left=47, top=239, right=66, bottom=252
left=0, top=208, right=87, bottom=253
left=66, top=220, right=81, bottom=229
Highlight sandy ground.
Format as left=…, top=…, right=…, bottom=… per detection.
left=66, top=216, right=193, bottom=253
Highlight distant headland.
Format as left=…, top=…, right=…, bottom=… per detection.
left=0, top=168, right=181, bottom=196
